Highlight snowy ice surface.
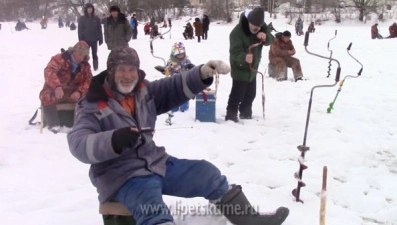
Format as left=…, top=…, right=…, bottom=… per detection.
left=0, top=15, right=396, bottom=225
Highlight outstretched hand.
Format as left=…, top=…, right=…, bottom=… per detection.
left=200, top=60, right=230, bottom=80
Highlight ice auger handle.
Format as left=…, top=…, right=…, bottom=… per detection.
left=347, top=42, right=352, bottom=51
left=304, top=31, right=309, bottom=47
left=335, top=67, right=341, bottom=82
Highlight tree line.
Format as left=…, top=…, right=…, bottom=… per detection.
left=0, top=0, right=395, bottom=23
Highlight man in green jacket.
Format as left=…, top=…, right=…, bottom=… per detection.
left=226, top=7, right=274, bottom=122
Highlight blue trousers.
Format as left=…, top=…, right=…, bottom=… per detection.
left=113, top=157, right=229, bottom=225
left=171, top=101, right=189, bottom=112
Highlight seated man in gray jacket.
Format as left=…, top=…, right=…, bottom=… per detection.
left=67, top=46, right=289, bottom=225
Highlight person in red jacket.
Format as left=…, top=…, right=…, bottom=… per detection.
left=143, top=22, right=150, bottom=35
left=387, top=22, right=397, bottom=38
left=371, top=23, right=383, bottom=39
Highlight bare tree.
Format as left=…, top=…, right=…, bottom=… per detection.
left=353, top=0, right=373, bottom=21
left=0, top=0, right=55, bottom=21
left=204, top=0, right=233, bottom=21
left=260, top=0, right=280, bottom=16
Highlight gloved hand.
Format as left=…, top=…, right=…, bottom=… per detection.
left=186, top=63, right=195, bottom=70
left=200, top=60, right=231, bottom=80
left=154, top=65, right=165, bottom=74
left=99, top=40, right=103, bottom=46
left=111, top=127, right=141, bottom=154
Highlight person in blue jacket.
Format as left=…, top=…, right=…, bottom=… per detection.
left=130, top=13, right=138, bottom=39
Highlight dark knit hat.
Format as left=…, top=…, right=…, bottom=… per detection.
left=282, top=30, right=292, bottom=37
left=107, top=47, right=140, bottom=83
left=248, top=7, right=264, bottom=26
left=109, top=5, right=120, bottom=13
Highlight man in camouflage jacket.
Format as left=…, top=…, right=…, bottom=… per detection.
left=39, top=41, right=92, bottom=132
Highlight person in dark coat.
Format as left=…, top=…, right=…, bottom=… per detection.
left=104, top=5, right=133, bottom=50
left=202, top=14, right=210, bottom=40
left=78, top=3, right=103, bottom=71
left=58, top=17, right=64, bottom=28
left=15, top=20, right=28, bottom=31
left=295, top=17, right=303, bottom=36
left=70, top=22, right=76, bottom=31
left=226, top=7, right=274, bottom=122
left=150, top=24, right=163, bottom=39
left=268, top=22, right=277, bottom=32
left=183, top=22, right=193, bottom=39
left=67, top=46, right=289, bottom=225
left=307, top=22, right=315, bottom=33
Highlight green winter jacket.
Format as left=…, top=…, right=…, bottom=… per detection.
left=229, top=13, right=274, bottom=82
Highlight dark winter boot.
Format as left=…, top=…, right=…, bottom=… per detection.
left=93, top=60, right=98, bottom=71
left=42, top=105, right=60, bottom=134
left=239, top=114, right=252, bottom=120
left=225, top=114, right=238, bottom=123
left=216, top=185, right=289, bottom=225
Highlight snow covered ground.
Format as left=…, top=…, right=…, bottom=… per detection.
left=0, top=14, right=396, bottom=225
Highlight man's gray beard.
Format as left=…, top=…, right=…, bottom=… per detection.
left=250, top=28, right=259, bottom=34
left=116, top=79, right=138, bottom=94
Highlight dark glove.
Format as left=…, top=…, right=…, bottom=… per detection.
left=99, top=40, right=103, bottom=46
left=111, top=127, right=141, bottom=154
left=154, top=65, right=166, bottom=74
left=186, top=63, right=195, bottom=70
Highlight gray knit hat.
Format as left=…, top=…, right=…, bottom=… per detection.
left=248, top=7, right=264, bottom=26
